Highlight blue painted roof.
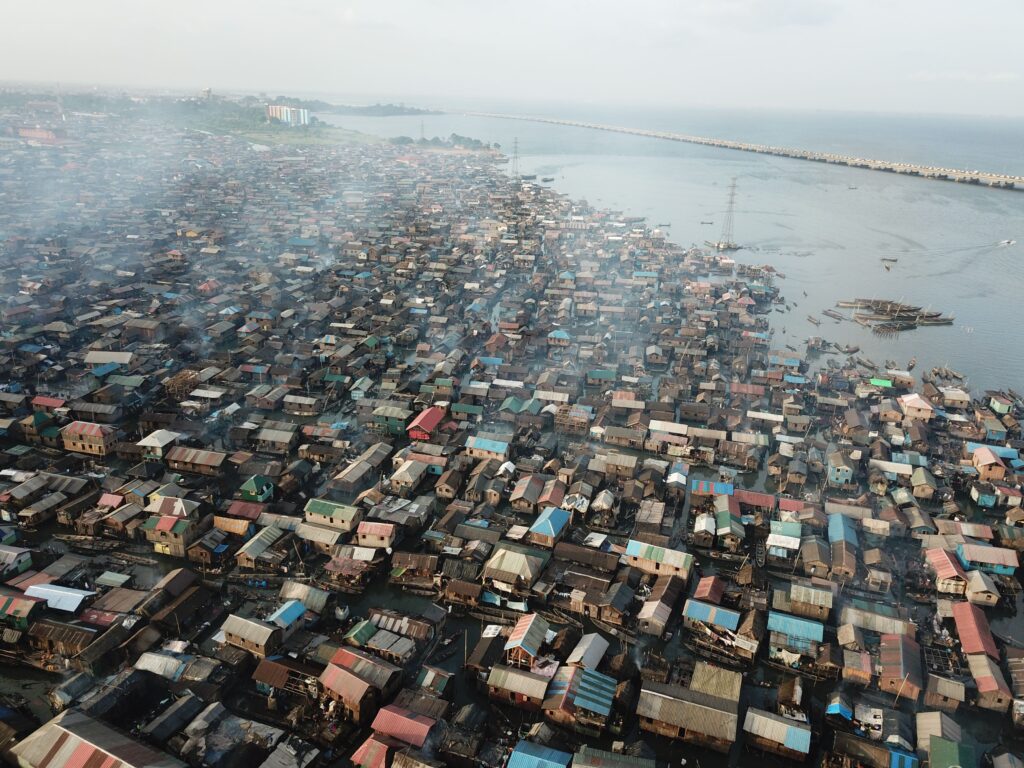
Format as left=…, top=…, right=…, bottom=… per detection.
left=825, top=698, right=853, bottom=720
left=784, top=724, right=812, bottom=753
left=268, top=599, right=306, bottom=627
left=691, top=479, right=734, bottom=495
left=572, top=668, right=616, bottom=716
left=287, top=236, right=317, bottom=247
left=530, top=507, right=570, bottom=538
left=768, top=611, right=824, bottom=641
left=477, top=356, right=504, bottom=366
left=965, top=442, right=1019, bottom=460
left=828, top=513, right=858, bottom=545
left=467, top=437, right=509, bottom=454
left=547, top=329, right=571, bottom=340
left=890, top=750, right=918, bottom=768
left=683, top=599, right=740, bottom=631
left=91, top=362, right=120, bottom=378
left=770, top=520, right=803, bottom=537
left=508, top=741, right=572, bottom=768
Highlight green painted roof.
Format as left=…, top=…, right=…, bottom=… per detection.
left=344, top=619, right=377, bottom=646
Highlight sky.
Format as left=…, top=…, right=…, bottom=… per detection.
left=2, top=0, right=1022, bottom=117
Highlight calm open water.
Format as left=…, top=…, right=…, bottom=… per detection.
left=320, top=107, right=1024, bottom=393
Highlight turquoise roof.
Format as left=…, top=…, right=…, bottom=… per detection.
left=530, top=507, right=570, bottom=538
left=509, top=741, right=571, bottom=768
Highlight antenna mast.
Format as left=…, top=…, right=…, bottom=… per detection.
left=511, top=137, right=520, bottom=179
left=706, top=177, right=741, bottom=252
left=719, top=177, right=737, bottom=248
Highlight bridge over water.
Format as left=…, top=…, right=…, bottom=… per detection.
left=470, top=112, right=1024, bottom=191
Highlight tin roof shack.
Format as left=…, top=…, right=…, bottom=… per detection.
left=508, top=740, right=571, bottom=768
left=12, top=708, right=186, bottom=768
left=966, top=569, right=1001, bottom=606
left=165, top=446, right=228, bottom=477
left=253, top=655, right=322, bottom=702
left=141, top=514, right=206, bottom=558
left=221, top=614, right=282, bottom=658
left=486, top=664, right=550, bottom=711
left=925, top=548, right=968, bottom=596
left=320, top=646, right=403, bottom=725
left=504, top=613, right=551, bottom=668
left=637, top=672, right=740, bottom=752
left=369, top=704, right=438, bottom=750
left=923, top=674, right=966, bottom=714
left=625, top=539, right=693, bottom=581
left=967, top=653, right=1013, bottom=713
left=957, top=543, right=1019, bottom=576
left=482, top=543, right=548, bottom=595
left=743, top=707, right=812, bottom=762
left=767, top=610, right=829, bottom=675
left=784, top=578, right=836, bottom=622
left=878, top=634, right=923, bottom=703
left=680, top=599, right=761, bottom=667
left=542, top=665, right=616, bottom=736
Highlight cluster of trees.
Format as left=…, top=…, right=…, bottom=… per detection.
left=269, top=97, right=439, bottom=116
left=390, top=133, right=498, bottom=149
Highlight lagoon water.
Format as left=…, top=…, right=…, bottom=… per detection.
left=320, top=107, right=1024, bottom=393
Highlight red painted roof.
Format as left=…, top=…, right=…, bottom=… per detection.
left=351, top=735, right=401, bottom=768
left=694, top=576, right=725, bottom=604
left=227, top=500, right=266, bottom=520
left=952, top=601, right=999, bottom=660
left=370, top=704, right=435, bottom=748
left=408, top=406, right=444, bottom=434
left=926, top=548, right=967, bottom=581
left=778, top=498, right=807, bottom=512
left=319, top=662, right=371, bottom=702
left=63, top=421, right=110, bottom=438
left=99, top=493, right=124, bottom=508
left=155, top=516, right=179, bottom=532
left=7, top=570, right=54, bottom=591
left=733, top=489, right=776, bottom=509
left=32, top=395, right=65, bottom=408
left=79, top=609, right=120, bottom=627
left=357, top=521, right=395, bottom=537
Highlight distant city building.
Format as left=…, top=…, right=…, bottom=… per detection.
left=266, top=104, right=310, bottom=126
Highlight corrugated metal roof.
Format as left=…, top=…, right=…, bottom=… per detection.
left=370, top=704, right=434, bottom=748
left=572, top=746, right=656, bottom=768
left=767, top=611, right=824, bottom=642
left=566, top=632, right=609, bottom=669
left=11, top=708, right=186, bottom=768
left=926, top=548, right=967, bottom=581
left=505, top=613, right=550, bottom=657
left=508, top=740, right=571, bottom=768
left=689, top=661, right=742, bottom=701
left=683, top=599, right=740, bottom=631
left=952, top=601, right=998, bottom=659
left=744, top=707, right=811, bottom=753
left=221, top=614, right=277, bottom=645
left=636, top=681, right=738, bottom=740
left=625, top=539, right=693, bottom=571
left=487, top=664, right=550, bottom=699
left=23, top=584, right=95, bottom=613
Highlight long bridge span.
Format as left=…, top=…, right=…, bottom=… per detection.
left=469, top=111, right=1024, bottom=191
